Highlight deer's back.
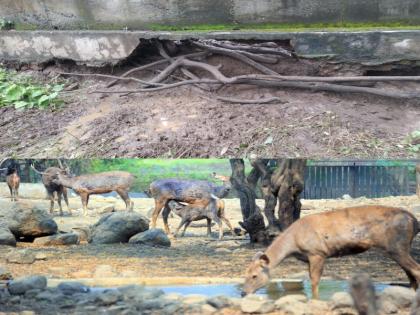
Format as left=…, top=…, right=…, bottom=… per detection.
left=150, top=179, right=217, bottom=201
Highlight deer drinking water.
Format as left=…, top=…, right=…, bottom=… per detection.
left=148, top=173, right=231, bottom=235
left=31, top=162, right=71, bottom=216
left=242, top=205, right=420, bottom=299
left=165, top=195, right=235, bottom=239
left=51, top=171, right=135, bottom=216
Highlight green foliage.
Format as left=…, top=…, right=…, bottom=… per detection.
left=0, top=68, right=64, bottom=110
left=0, top=18, right=15, bottom=30
left=405, top=130, right=420, bottom=154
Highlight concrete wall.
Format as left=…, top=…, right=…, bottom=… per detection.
left=1, top=30, right=420, bottom=66
left=2, top=0, right=420, bottom=30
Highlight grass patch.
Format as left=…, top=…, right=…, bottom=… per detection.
left=0, top=68, right=64, bottom=110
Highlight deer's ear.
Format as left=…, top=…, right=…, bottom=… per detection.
left=259, top=254, right=270, bottom=267
left=252, top=251, right=265, bottom=261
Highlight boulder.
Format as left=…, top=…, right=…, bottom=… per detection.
left=330, top=292, right=355, bottom=309
left=240, top=294, right=275, bottom=314
left=380, top=286, right=415, bottom=308
left=89, top=212, right=149, bottom=244
left=6, top=250, right=36, bottom=264
left=8, top=275, right=47, bottom=295
left=275, top=294, right=307, bottom=309
left=0, top=200, right=57, bottom=238
left=207, top=296, right=232, bottom=309
left=129, top=228, right=170, bottom=247
left=0, top=223, right=16, bottom=246
left=33, top=233, right=80, bottom=246
left=57, top=282, right=90, bottom=295
left=96, top=289, right=123, bottom=306
left=410, top=289, right=420, bottom=315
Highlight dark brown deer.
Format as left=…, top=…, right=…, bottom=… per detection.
left=148, top=173, right=231, bottom=234
left=51, top=171, right=135, bottom=216
left=31, top=161, right=70, bottom=216
left=242, top=205, right=420, bottom=299
left=164, top=195, right=235, bottom=239
left=0, top=159, right=20, bottom=202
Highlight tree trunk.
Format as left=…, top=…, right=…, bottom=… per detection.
left=272, top=159, right=306, bottom=229
left=416, top=164, right=420, bottom=199
left=230, top=159, right=266, bottom=243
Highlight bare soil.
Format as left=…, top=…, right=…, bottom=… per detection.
left=1, top=56, right=420, bottom=158
left=2, top=194, right=420, bottom=285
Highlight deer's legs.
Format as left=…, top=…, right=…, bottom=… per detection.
left=173, top=217, right=189, bottom=238
left=63, top=188, right=70, bottom=214
left=57, top=191, right=63, bottom=216
left=210, top=213, right=223, bottom=240
left=206, top=218, right=212, bottom=237
left=221, top=216, right=234, bottom=235
left=80, top=193, right=89, bottom=216
left=162, top=206, right=172, bottom=234
left=151, top=199, right=165, bottom=229
left=391, top=252, right=420, bottom=290
left=8, top=186, right=13, bottom=201
left=308, top=255, right=325, bottom=299
left=181, top=221, right=191, bottom=237
left=49, top=193, right=55, bottom=214
left=116, top=189, right=132, bottom=211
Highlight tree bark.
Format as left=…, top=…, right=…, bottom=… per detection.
left=229, top=159, right=266, bottom=243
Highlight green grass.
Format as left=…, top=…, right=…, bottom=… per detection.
left=0, top=68, right=64, bottom=110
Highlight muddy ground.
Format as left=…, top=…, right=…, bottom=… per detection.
left=1, top=56, right=420, bottom=158
left=2, top=193, right=420, bottom=285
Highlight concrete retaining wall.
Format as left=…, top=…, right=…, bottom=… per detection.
left=1, top=30, right=420, bottom=66
left=1, top=0, right=420, bottom=30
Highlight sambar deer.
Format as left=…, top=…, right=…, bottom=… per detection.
left=31, top=161, right=71, bottom=216
left=51, top=171, right=135, bottom=216
left=0, top=159, right=20, bottom=202
left=242, top=205, right=420, bottom=299
left=148, top=173, right=231, bottom=234
left=165, top=195, right=235, bottom=239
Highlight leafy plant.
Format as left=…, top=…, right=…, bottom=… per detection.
left=0, top=18, right=15, bottom=30
left=405, top=130, right=420, bottom=153
left=0, top=68, right=64, bottom=109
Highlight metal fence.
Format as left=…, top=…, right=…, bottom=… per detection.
left=303, top=161, right=414, bottom=199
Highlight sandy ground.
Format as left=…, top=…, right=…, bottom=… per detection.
left=1, top=193, right=420, bottom=286
left=1, top=57, right=419, bottom=159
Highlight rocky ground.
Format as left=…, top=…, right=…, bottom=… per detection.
left=0, top=190, right=419, bottom=314
left=1, top=57, right=419, bottom=159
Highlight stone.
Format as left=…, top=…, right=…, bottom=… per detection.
left=57, top=282, right=90, bottom=295
left=128, top=228, right=170, bottom=247
left=33, top=233, right=80, bottom=246
left=275, top=294, right=307, bottom=309
left=208, top=240, right=241, bottom=249
left=165, top=293, right=183, bottom=301
left=89, top=212, right=149, bottom=244
left=93, top=265, right=117, bottom=278
left=214, top=247, right=231, bottom=254
left=97, top=206, right=116, bottom=215
left=0, top=224, right=16, bottom=246
left=330, top=292, right=355, bottom=309
left=379, top=299, right=399, bottom=314
left=201, top=304, right=217, bottom=314
left=0, top=200, right=57, bottom=238
left=8, top=276, right=47, bottom=295
left=380, top=286, right=415, bottom=308
left=6, top=250, right=36, bottom=264
left=183, top=294, right=207, bottom=305
left=36, top=290, right=65, bottom=303
left=207, top=296, right=231, bottom=309
left=411, top=289, right=420, bottom=315
left=96, top=289, right=123, bottom=306
left=342, top=194, right=353, bottom=200
left=240, top=294, right=275, bottom=314
left=35, top=253, right=47, bottom=260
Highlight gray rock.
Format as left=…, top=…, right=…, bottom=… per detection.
left=0, top=224, right=16, bottom=246
left=411, top=289, right=420, bottom=315
left=214, top=248, right=231, bottom=254
left=33, top=233, right=80, bottom=246
left=129, top=228, right=170, bottom=247
left=0, top=200, right=57, bottom=238
left=96, top=289, right=123, bottom=305
left=342, top=194, right=353, bottom=200
left=57, top=282, right=90, bottom=295
left=36, top=290, right=65, bottom=303
left=201, top=304, right=217, bottom=314
left=275, top=294, right=307, bottom=309
left=183, top=294, right=207, bottom=305
left=6, top=250, right=36, bottom=264
left=207, top=296, right=232, bottom=309
left=8, top=275, right=47, bottom=295
left=379, top=299, right=398, bottom=314
left=331, top=291, right=355, bottom=309
left=97, top=205, right=116, bottom=215
left=89, top=212, right=149, bottom=244
left=380, top=286, right=415, bottom=308
left=240, top=294, right=275, bottom=314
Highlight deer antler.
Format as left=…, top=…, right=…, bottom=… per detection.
left=30, top=164, right=47, bottom=175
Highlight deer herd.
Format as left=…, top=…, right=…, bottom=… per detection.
left=0, top=159, right=419, bottom=298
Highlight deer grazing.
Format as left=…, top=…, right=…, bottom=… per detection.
left=165, top=195, right=235, bottom=239
left=31, top=160, right=71, bottom=216
left=0, top=159, right=20, bottom=202
left=242, top=205, right=420, bottom=299
left=51, top=170, right=135, bottom=216
left=148, top=173, right=231, bottom=234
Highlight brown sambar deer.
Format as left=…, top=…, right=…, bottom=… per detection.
left=242, top=205, right=420, bottom=299
left=0, top=160, right=20, bottom=202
